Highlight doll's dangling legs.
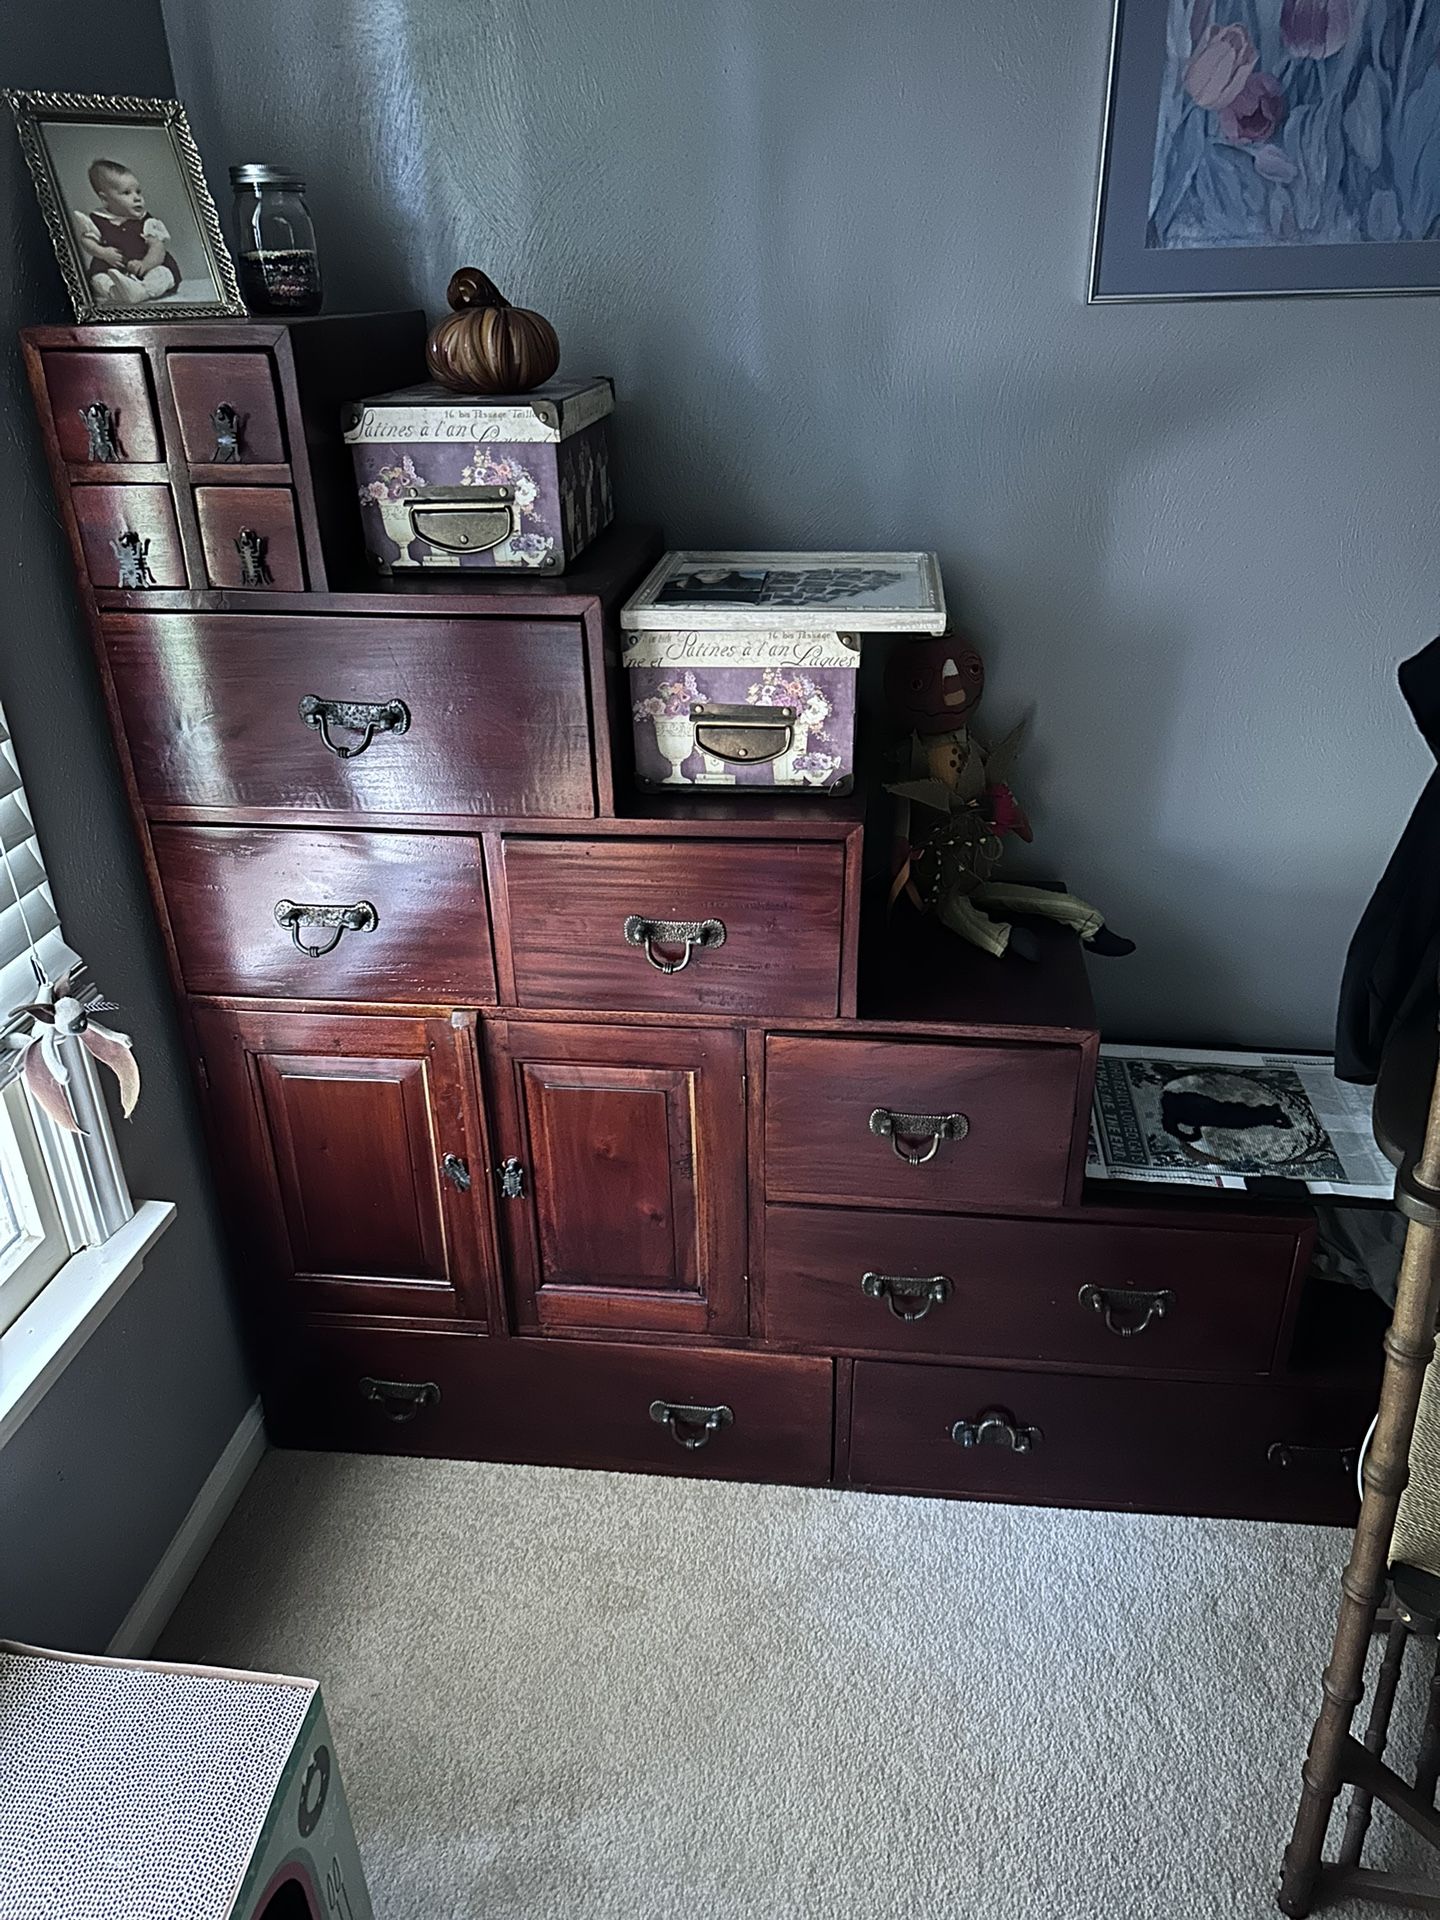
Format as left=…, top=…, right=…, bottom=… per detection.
left=972, top=881, right=1135, bottom=956
left=935, top=891, right=1014, bottom=958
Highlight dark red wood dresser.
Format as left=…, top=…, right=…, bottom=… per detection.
left=22, top=311, right=1385, bottom=1524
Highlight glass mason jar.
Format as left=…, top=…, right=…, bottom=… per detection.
left=230, top=164, right=323, bottom=314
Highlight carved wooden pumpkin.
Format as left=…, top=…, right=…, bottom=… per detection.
left=425, top=268, right=561, bottom=394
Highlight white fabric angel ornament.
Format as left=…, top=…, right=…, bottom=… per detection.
left=9, top=971, right=140, bottom=1133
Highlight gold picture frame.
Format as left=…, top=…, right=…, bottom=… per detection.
left=5, top=90, right=245, bottom=321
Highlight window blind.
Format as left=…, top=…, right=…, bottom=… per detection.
left=0, top=711, right=83, bottom=1027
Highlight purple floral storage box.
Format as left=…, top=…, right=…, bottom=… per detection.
left=621, top=550, right=947, bottom=794
left=342, top=376, right=614, bottom=573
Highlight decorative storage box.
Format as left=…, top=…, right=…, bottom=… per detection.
left=342, top=376, right=614, bottom=573
left=0, top=1642, right=373, bottom=1920
left=621, top=550, right=946, bottom=793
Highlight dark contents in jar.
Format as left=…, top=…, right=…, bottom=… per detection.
left=240, top=247, right=322, bottom=313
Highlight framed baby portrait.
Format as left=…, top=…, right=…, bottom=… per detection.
left=5, top=91, right=244, bottom=321
left=1090, top=0, right=1440, bottom=300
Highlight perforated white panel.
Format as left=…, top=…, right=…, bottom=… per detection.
left=0, top=1648, right=315, bottom=1920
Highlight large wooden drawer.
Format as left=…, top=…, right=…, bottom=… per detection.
left=846, top=1358, right=1369, bottom=1523
left=153, top=824, right=495, bottom=1003
left=104, top=613, right=598, bottom=820
left=762, top=1204, right=1306, bottom=1375
left=765, top=1035, right=1084, bottom=1211
left=270, top=1327, right=834, bottom=1483
left=501, top=837, right=846, bottom=1016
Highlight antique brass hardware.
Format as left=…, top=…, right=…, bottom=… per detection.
left=623, top=915, right=727, bottom=975
left=299, top=694, right=411, bottom=758
left=1078, top=1284, right=1173, bottom=1338
left=648, top=1399, right=734, bottom=1450
left=497, top=1157, right=526, bottom=1200
left=951, top=1408, right=1042, bottom=1453
left=359, top=1377, right=440, bottom=1424
left=273, top=898, right=378, bottom=958
left=236, top=526, right=271, bottom=586
left=868, top=1107, right=969, bottom=1166
left=406, top=486, right=516, bottom=554
left=1268, top=1441, right=1359, bottom=1475
left=861, top=1271, right=952, bottom=1322
left=211, top=402, right=241, bottom=462
left=112, top=530, right=154, bottom=589
left=79, top=401, right=119, bottom=462
left=689, top=702, right=795, bottom=765
left=441, top=1153, right=471, bottom=1193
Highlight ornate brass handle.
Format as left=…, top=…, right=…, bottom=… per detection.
left=689, top=702, right=795, bottom=765
left=406, top=487, right=516, bottom=554
left=274, top=898, right=378, bottom=958
left=868, top=1107, right=969, bottom=1166
left=861, top=1271, right=952, bottom=1322
left=359, top=1377, right=440, bottom=1424
left=299, top=694, right=411, bottom=758
left=211, top=402, right=241, bottom=462
left=1268, top=1442, right=1359, bottom=1475
left=1078, top=1284, right=1173, bottom=1338
left=951, top=1408, right=1042, bottom=1453
left=623, top=915, right=727, bottom=974
left=79, top=400, right=120, bottom=462
left=648, top=1398, right=734, bottom=1450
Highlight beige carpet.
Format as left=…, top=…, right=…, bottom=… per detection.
left=157, top=1451, right=1435, bottom=1919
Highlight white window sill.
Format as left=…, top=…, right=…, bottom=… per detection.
left=0, top=1200, right=176, bottom=1449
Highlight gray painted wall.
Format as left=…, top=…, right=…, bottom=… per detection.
left=165, top=0, right=1440, bottom=1047
left=0, top=11, right=253, bottom=1650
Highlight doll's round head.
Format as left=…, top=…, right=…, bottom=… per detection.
left=885, top=634, right=985, bottom=736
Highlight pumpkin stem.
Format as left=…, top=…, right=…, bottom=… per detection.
left=447, top=267, right=509, bottom=312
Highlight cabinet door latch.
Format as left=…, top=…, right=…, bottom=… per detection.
left=496, top=1157, right=526, bottom=1200
left=441, top=1152, right=471, bottom=1193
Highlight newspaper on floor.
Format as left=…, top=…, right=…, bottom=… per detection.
left=1086, top=1044, right=1395, bottom=1200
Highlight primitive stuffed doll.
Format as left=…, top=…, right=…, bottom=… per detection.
left=884, top=634, right=1134, bottom=962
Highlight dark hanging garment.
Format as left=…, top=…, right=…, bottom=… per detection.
left=1335, top=635, right=1440, bottom=1085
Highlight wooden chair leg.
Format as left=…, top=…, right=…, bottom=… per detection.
left=1415, top=1635, right=1440, bottom=1807
left=1338, top=1611, right=1410, bottom=1868
left=1278, top=1073, right=1440, bottom=1918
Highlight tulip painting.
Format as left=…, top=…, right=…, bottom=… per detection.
left=1093, top=0, right=1440, bottom=296
left=1151, top=0, right=1438, bottom=247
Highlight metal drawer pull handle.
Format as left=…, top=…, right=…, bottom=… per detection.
left=359, top=1377, right=440, bottom=1424
left=300, top=694, right=411, bottom=758
left=1268, top=1442, right=1359, bottom=1475
left=951, top=1408, right=1041, bottom=1453
left=1078, top=1284, right=1173, bottom=1338
left=649, top=1398, right=734, bottom=1450
left=211, top=402, right=241, bottom=462
left=80, top=400, right=120, bottom=462
left=623, top=915, right=727, bottom=974
left=689, top=702, right=795, bottom=765
left=861, top=1271, right=952, bottom=1322
left=407, top=487, right=516, bottom=553
left=868, top=1108, right=969, bottom=1165
left=441, top=1152, right=471, bottom=1193
left=274, top=898, right=378, bottom=957
left=236, top=526, right=271, bottom=586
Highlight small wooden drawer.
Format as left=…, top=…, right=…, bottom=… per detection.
left=271, top=1327, right=834, bottom=1484
left=846, top=1359, right=1368, bottom=1523
left=73, top=485, right=186, bottom=589
left=765, top=1035, right=1083, bottom=1212
left=104, top=612, right=598, bottom=820
left=501, top=837, right=846, bottom=1015
left=152, top=824, right=495, bottom=1003
left=42, top=349, right=161, bottom=464
left=194, top=486, right=306, bottom=589
left=762, top=1204, right=1305, bottom=1375
left=168, top=350, right=286, bottom=463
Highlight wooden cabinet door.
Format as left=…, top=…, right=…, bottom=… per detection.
left=192, top=1005, right=497, bottom=1323
left=485, top=1021, right=747, bottom=1336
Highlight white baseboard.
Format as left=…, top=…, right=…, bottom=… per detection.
left=107, top=1396, right=267, bottom=1658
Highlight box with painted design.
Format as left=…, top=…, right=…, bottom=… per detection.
left=621, top=550, right=947, bottom=794
left=342, top=377, right=614, bottom=573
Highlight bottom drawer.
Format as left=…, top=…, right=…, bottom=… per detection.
left=847, top=1359, right=1370, bottom=1524
left=270, top=1327, right=834, bottom=1484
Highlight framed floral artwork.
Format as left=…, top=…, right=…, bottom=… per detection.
left=1090, top=0, right=1440, bottom=299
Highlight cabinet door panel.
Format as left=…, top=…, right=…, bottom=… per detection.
left=192, top=1005, right=496, bottom=1322
left=487, top=1021, right=746, bottom=1336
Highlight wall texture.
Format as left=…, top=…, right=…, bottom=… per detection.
left=164, top=0, right=1440, bottom=1047
left=0, top=13, right=253, bottom=1649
